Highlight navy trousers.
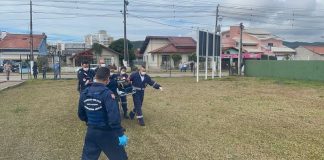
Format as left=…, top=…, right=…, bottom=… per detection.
left=120, top=96, right=128, bottom=113
left=132, top=90, right=144, bottom=117
left=81, top=128, right=128, bottom=160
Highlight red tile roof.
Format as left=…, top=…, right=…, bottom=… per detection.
left=70, top=44, right=121, bottom=59
left=140, top=36, right=196, bottom=54
left=150, top=43, right=195, bottom=53
left=303, top=46, right=324, bottom=55
left=168, top=37, right=196, bottom=47
left=0, top=33, right=45, bottom=50
left=141, top=36, right=196, bottom=54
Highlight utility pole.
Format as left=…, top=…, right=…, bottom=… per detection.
left=238, top=23, right=244, bottom=75
left=123, top=0, right=129, bottom=67
left=30, top=0, right=34, bottom=77
left=30, top=0, right=33, bottom=61
left=212, top=4, right=219, bottom=79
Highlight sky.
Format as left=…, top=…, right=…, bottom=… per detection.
left=1, top=0, right=324, bottom=42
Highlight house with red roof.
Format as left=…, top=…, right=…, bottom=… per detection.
left=139, top=36, right=196, bottom=70
left=222, top=26, right=295, bottom=60
left=0, top=31, right=47, bottom=61
left=295, top=46, right=324, bottom=60
left=69, top=44, right=121, bottom=67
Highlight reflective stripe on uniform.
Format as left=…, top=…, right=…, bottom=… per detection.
left=133, top=86, right=145, bottom=90
left=136, top=115, right=143, bottom=118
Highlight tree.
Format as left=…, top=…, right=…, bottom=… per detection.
left=92, top=43, right=102, bottom=63
left=189, top=54, right=197, bottom=62
left=171, top=54, right=182, bottom=68
left=109, top=38, right=135, bottom=66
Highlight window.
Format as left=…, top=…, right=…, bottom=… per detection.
left=152, top=54, right=154, bottom=61
left=268, top=43, right=274, bottom=47
left=105, top=58, right=111, bottom=65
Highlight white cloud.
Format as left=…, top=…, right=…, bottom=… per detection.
left=0, top=0, right=324, bottom=42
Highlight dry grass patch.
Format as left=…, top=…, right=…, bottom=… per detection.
left=0, top=77, right=323, bottom=160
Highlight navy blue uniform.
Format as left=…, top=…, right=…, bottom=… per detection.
left=107, top=73, right=119, bottom=95
left=107, top=73, right=130, bottom=116
left=77, top=68, right=95, bottom=92
left=119, top=73, right=129, bottom=115
left=129, top=72, right=161, bottom=122
left=78, top=83, right=128, bottom=160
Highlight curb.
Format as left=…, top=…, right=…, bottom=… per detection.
left=0, top=81, right=25, bottom=92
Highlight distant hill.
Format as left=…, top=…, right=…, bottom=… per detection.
left=283, top=41, right=324, bottom=49
left=131, top=41, right=144, bottom=49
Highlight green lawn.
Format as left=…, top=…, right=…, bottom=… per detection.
left=0, top=77, right=323, bottom=160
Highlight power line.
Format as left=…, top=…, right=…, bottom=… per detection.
left=128, top=13, right=197, bottom=31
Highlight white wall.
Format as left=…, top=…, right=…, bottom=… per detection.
left=144, top=39, right=169, bottom=70
left=101, top=49, right=120, bottom=67
left=0, top=51, right=40, bottom=60
left=295, top=47, right=324, bottom=60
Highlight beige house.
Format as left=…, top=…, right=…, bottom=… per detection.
left=139, top=36, right=196, bottom=70
left=69, top=45, right=121, bottom=67
left=294, top=46, right=324, bottom=60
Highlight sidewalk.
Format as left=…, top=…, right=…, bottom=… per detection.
left=0, top=80, right=25, bottom=91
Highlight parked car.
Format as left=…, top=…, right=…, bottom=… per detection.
left=11, top=63, right=20, bottom=72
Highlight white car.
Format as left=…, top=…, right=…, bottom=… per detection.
left=74, top=64, right=99, bottom=73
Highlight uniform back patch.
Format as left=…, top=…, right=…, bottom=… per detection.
left=84, top=98, right=102, bottom=111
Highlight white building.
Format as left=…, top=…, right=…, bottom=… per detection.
left=85, top=30, right=114, bottom=47
left=295, top=46, right=324, bottom=60
left=139, top=36, right=196, bottom=71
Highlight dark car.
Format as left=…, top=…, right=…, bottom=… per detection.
left=11, top=63, right=20, bottom=72
left=0, top=66, right=4, bottom=73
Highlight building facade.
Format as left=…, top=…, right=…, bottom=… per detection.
left=222, top=26, right=295, bottom=60
left=70, top=44, right=121, bottom=67
left=295, top=46, right=324, bottom=60
left=85, top=30, right=114, bottom=47
left=139, top=36, right=196, bottom=70
left=0, top=32, right=47, bottom=61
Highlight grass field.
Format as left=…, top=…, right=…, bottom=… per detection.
left=0, top=77, right=324, bottom=160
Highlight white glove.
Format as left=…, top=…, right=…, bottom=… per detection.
left=85, top=80, right=90, bottom=85
left=159, top=87, right=163, bottom=91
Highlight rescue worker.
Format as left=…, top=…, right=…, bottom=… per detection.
left=106, top=66, right=127, bottom=118
left=78, top=67, right=128, bottom=160
left=94, top=59, right=106, bottom=74
left=129, top=65, right=163, bottom=126
left=77, top=61, right=95, bottom=92
left=118, top=66, right=130, bottom=119
left=106, top=67, right=119, bottom=96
